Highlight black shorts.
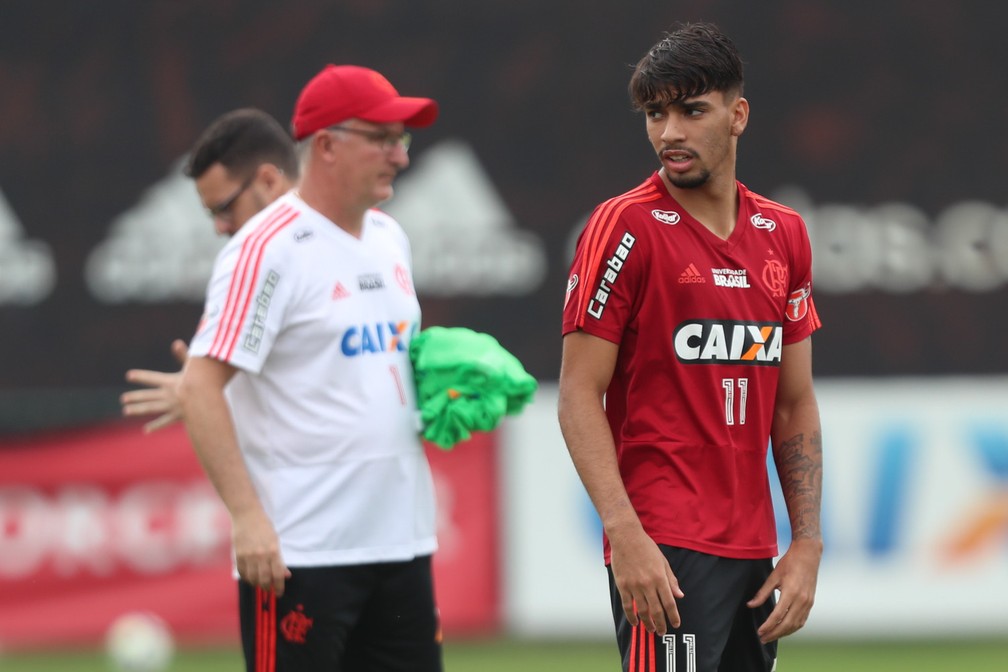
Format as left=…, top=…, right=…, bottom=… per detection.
left=608, top=546, right=777, bottom=672
left=239, top=555, right=443, bottom=672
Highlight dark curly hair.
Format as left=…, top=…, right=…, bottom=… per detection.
left=629, top=22, right=744, bottom=111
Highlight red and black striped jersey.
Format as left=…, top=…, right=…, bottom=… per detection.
left=562, top=172, right=821, bottom=561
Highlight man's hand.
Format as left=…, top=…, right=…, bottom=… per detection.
left=748, top=537, right=822, bottom=643
left=121, top=340, right=189, bottom=433
left=232, top=507, right=292, bottom=597
left=609, top=525, right=685, bottom=635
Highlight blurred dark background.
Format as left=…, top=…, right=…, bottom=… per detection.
left=3, top=0, right=1007, bottom=430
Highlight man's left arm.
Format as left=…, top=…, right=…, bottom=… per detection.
left=748, top=336, right=823, bottom=643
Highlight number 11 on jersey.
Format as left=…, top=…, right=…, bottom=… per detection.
left=722, top=377, right=749, bottom=426
left=661, top=633, right=697, bottom=671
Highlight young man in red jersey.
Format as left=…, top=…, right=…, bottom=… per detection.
left=559, top=22, right=823, bottom=672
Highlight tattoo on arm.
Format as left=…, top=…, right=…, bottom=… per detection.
left=775, top=430, right=823, bottom=540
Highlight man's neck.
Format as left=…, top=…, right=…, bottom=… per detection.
left=296, top=181, right=368, bottom=239
left=659, top=169, right=739, bottom=241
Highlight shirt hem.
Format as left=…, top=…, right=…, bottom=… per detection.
left=280, top=537, right=438, bottom=567
left=603, top=537, right=776, bottom=564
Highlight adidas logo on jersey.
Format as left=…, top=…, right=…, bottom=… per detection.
left=679, top=264, right=706, bottom=284
left=332, top=282, right=351, bottom=300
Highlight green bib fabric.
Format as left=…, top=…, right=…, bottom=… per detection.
left=409, top=326, right=538, bottom=449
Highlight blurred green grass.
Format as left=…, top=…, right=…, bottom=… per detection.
left=1, top=637, right=1007, bottom=671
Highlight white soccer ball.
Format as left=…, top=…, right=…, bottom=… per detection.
left=104, top=611, right=175, bottom=672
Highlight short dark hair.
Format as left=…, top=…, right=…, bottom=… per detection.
left=629, top=22, right=744, bottom=111
left=184, top=108, right=299, bottom=180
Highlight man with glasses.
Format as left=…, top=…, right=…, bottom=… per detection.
left=177, top=65, right=443, bottom=671
left=121, top=107, right=299, bottom=432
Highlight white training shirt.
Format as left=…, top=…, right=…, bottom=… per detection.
left=189, top=191, right=437, bottom=566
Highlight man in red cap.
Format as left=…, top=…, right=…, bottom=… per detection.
left=178, top=65, right=443, bottom=671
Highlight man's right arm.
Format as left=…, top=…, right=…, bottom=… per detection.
left=557, top=330, right=684, bottom=634
left=177, top=355, right=290, bottom=595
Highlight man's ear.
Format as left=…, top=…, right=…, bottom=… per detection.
left=257, top=163, right=287, bottom=198
left=731, top=96, right=750, bottom=137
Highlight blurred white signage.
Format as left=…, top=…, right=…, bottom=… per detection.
left=84, top=141, right=547, bottom=303
left=776, top=186, right=1008, bottom=293
left=0, top=188, right=55, bottom=305
left=384, top=140, right=547, bottom=296
left=502, top=380, right=1008, bottom=638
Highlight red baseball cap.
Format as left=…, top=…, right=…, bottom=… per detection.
left=291, top=65, right=439, bottom=140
